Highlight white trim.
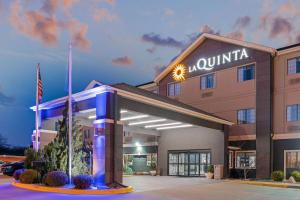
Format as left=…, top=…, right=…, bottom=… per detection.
left=273, top=133, right=300, bottom=140
left=30, top=85, right=114, bottom=110
left=33, top=129, right=58, bottom=134
left=84, top=80, right=103, bottom=90
left=154, top=33, right=276, bottom=83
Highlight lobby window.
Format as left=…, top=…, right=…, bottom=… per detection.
left=200, top=73, right=215, bottom=90
left=288, top=57, right=300, bottom=75
left=238, top=64, right=255, bottom=82
left=168, top=82, right=180, bottom=96
left=235, top=151, right=256, bottom=169
left=237, top=108, right=255, bottom=124
left=287, top=104, right=300, bottom=121
left=286, top=151, right=300, bottom=169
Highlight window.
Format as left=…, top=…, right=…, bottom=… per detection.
left=168, top=82, right=180, bottom=96
left=237, top=108, right=255, bottom=124
left=288, top=57, right=300, bottom=75
left=238, top=64, right=255, bottom=82
left=286, top=151, right=300, bottom=169
left=200, top=73, right=215, bottom=89
left=287, top=104, right=300, bottom=121
left=235, top=151, right=256, bottom=169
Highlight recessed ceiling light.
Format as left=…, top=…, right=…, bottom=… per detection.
left=121, top=115, right=149, bottom=121
left=128, top=119, right=166, bottom=126
left=145, top=122, right=182, bottom=128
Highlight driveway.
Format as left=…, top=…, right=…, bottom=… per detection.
left=0, top=175, right=300, bottom=200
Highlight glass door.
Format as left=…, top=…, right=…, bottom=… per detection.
left=189, top=153, right=200, bottom=176
left=200, top=152, right=210, bottom=176
left=178, top=153, right=189, bottom=176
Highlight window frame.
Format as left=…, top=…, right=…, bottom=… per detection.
left=200, top=73, right=216, bottom=90
left=237, top=108, right=256, bottom=124
left=237, top=64, right=256, bottom=82
left=287, top=104, right=300, bottom=122
left=287, top=57, right=300, bottom=75
left=167, top=81, right=181, bottom=97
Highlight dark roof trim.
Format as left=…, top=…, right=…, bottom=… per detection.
left=277, top=43, right=300, bottom=51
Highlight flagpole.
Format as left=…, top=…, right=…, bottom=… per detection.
left=35, top=63, right=40, bottom=151
left=68, top=43, right=73, bottom=184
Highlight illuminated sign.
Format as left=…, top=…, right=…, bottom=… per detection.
left=172, top=64, right=186, bottom=81
left=188, top=48, right=249, bottom=73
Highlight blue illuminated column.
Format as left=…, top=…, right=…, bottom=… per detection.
left=93, top=92, right=123, bottom=187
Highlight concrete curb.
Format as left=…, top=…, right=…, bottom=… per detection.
left=11, top=182, right=134, bottom=195
left=227, top=180, right=300, bottom=189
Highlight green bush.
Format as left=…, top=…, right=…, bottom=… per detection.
left=207, top=165, right=214, bottom=173
left=44, top=171, right=68, bottom=187
left=291, top=171, right=300, bottom=182
left=123, top=166, right=133, bottom=175
left=19, top=169, right=40, bottom=184
left=271, top=171, right=284, bottom=182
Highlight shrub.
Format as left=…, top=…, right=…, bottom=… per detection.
left=291, top=171, right=300, bottom=182
left=208, top=165, right=214, bottom=173
left=45, top=171, right=68, bottom=187
left=272, top=171, right=284, bottom=182
left=73, top=175, right=93, bottom=189
left=13, top=169, right=25, bottom=181
left=19, top=169, right=40, bottom=184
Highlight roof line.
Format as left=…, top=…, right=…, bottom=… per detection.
left=30, top=84, right=233, bottom=126
left=154, top=33, right=276, bottom=83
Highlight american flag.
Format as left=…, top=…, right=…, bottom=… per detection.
left=37, top=64, right=43, bottom=103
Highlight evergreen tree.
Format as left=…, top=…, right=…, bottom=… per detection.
left=42, top=101, right=89, bottom=175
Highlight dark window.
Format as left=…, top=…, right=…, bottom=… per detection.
left=168, top=82, right=180, bottom=96
left=200, top=73, right=215, bottom=89
left=238, top=64, right=255, bottom=82
left=287, top=104, right=300, bottom=121
left=288, top=58, right=300, bottom=75
left=237, top=108, right=255, bottom=124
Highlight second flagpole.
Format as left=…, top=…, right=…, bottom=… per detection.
left=68, top=43, right=73, bottom=184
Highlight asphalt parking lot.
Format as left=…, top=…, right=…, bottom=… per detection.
left=1, top=175, right=300, bottom=200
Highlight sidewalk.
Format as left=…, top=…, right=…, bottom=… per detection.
left=227, top=179, right=300, bottom=189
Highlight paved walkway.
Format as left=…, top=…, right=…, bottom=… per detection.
left=1, top=176, right=300, bottom=200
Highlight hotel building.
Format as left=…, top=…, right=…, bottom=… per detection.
left=32, top=33, right=300, bottom=182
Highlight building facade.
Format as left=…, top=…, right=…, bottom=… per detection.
left=140, top=33, right=300, bottom=179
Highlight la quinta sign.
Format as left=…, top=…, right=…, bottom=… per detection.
left=188, top=48, right=249, bottom=73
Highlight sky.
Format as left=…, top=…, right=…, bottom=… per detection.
left=0, top=0, right=300, bottom=146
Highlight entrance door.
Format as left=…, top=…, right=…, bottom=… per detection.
left=200, top=152, right=210, bottom=176
left=132, top=155, right=148, bottom=172
left=168, top=150, right=211, bottom=177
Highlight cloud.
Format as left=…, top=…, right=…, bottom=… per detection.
left=10, top=1, right=59, bottom=45
left=112, top=56, right=133, bottom=66
left=93, top=8, right=118, bottom=22
left=146, top=46, right=156, bottom=54
left=269, top=17, right=292, bottom=38
left=0, top=86, right=14, bottom=106
left=227, top=31, right=244, bottom=40
left=41, top=0, right=59, bottom=16
left=164, top=8, right=174, bottom=16
left=234, top=16, right=251, bottom=29
left=141, top=33, right=184, bottom=49
left=200, top=25, right=220, bottom=35
left=9, top=0, right=91, bottom=50
left=60, top=19, right=91, bottom=50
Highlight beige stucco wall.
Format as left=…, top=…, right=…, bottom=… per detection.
left=157, top=126, right=224, bottom=176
